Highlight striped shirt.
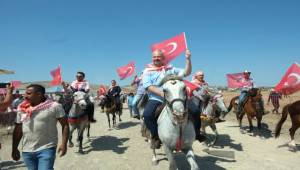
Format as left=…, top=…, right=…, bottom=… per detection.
left=268, top=92, right=281, bottom=107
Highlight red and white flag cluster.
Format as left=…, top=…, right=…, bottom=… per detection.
left=50, top=65, right=62, bottom=86
left=116, top=62, right=135, bottom=80
left=274, top=63, right=300, bottom=95
left=151, top=32, right=187, bottom=64
left=226, top=73, right=246, bottom=88
left=98, top=85, right=107, bottom=95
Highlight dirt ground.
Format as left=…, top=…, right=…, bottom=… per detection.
left=0, top=91, right=299, bottom=170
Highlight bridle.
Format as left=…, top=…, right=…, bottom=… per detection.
left=164, top=81, right=188, bottom=125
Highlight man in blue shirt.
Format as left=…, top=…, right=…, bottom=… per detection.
left=142, top=49, right=192, bottom=149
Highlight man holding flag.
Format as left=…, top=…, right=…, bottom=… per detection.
left=236, top=70, right=255, bottom=116
left=142, top=48, right=192, bottom=149
left=236, top=70, right=267, bottom=116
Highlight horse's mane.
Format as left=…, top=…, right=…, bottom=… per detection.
left=159, top=74, right=183, bottom=86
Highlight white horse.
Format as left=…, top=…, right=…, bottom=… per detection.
left=200, top=90, right=228, bottom=146
left=153, top=75, right=199, bottom=170
left=67, top=91, right=90, bottom=154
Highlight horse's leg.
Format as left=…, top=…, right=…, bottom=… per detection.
left=151, top=148, right=158, bottom=166
left=106, top=113, right=111, bottom=129
left=246, top=114, right=254, bottom=132
left=68, top=125, right=76, bottom=148
left=238, top=112, right=245, bottom=128
left=162, top=144, right=177, bottom=170
left=86, top=123, right=90, bottom=138
left=256, top=113, right=262, bottom=130
left=182, top=148, right=199, bottom=170
left=288, top=124, right=299, bottom=147
left=209, top=123, right=218, bottom=146
left=113, top=113, right=116, bottom=127
left=118, top=111, right=122, bottom=122
left=78, top=123, right=86, bottom=154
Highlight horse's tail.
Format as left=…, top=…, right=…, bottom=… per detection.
left=227, top=96, right=238, bottom=113
left=227, top=101, right=233, bottom=113
left=275, top=104, right=290, bottom=138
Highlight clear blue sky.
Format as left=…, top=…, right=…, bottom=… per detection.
left=0, top=0, right=299, bottom=87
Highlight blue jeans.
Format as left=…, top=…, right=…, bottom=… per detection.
left=143, top=100, right=162, bottom=137
left=238, top=91, right=248, bottom=112
left=22, top=147, right=56, bottom=170
left=132, top=94, right=143, bottom=116
left=128, top=105, right=133, bottom=116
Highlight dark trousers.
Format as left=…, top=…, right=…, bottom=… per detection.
left=86, top=102, right=95, bottom=121
left=187, top=97, right=201, bottom=136
left=143, top=100, right=162, bottom=137
left=114, top=96, right=121, bottom=111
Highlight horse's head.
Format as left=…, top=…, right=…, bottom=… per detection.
left=102, top=94, right=115, bottom=108
left=73, top=91, right=88, bottom=109
left=212, top=92, right=228, bottom=113
left=159, top=74, right=187, bottom=124
left=53, top=93, right=64, bottom=104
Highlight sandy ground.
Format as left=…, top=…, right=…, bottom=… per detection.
left=0, top=91, right=299, bottom=170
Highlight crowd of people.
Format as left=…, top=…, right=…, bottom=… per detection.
left=0, top=48, right=284, bottom=170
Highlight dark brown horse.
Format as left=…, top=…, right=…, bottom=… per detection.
left=227, top=88, right=264, bottom=132
left=102, top=95, right=122, bottom=128
left=275, top=100, right=300, bottom=148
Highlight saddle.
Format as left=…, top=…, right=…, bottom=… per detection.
left=137, top=94, right=148, bottom=109
left=154, top=103, right=166, bottom=119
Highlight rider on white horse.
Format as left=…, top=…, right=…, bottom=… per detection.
left=62, top=71, right=96, bottom=122
left=187, top=71, right=210, bottom=142
left=142, top=49, right=192, bottom=149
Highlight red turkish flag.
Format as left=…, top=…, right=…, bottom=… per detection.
left=183, top=80, right=199, bottom=97
left=11, top=80, right=21, bottom=88
left=98, top=85, right=107, bottom=95
left=274, top=63, right=300, bottom=95
left=151, top=32, right=187, bottom=64
left=226, top=73, right=245, bottom=88
left=117, top=62, right=135, bottom=80
left=50, top=65, right=62, bottom=86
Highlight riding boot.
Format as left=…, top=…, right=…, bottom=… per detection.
left=133, top=114, right=140, bottom=120
left=192, top=113, right=206, bottom=143
left=89, top=112, right=97, bottom=123
left=87, top=103, right=96, bottom=123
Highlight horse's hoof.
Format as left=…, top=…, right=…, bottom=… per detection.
left=240, top=129, right=246, bottom=134
left=69, top=143, right=74, bottom=148
left=78, top=150, right=84, bottom=154
left=288, top=141, right=296, bottom=148
left=152, top=160, right=158, bottom=166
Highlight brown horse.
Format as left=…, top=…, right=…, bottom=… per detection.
left=227, top=88, right=264, bottom=132
left=275, top=100, right=300, bottom=148
left=102, top=95, right=122, bottom=128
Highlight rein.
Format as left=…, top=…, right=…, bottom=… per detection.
left=165, top=97, right=188, bottom=125
left=164, top=94, right=187, bottom=152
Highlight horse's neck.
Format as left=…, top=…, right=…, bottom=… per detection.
left=203, top=102, right=215, bottom=116
left=69, top=103, right=82, bottom=116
